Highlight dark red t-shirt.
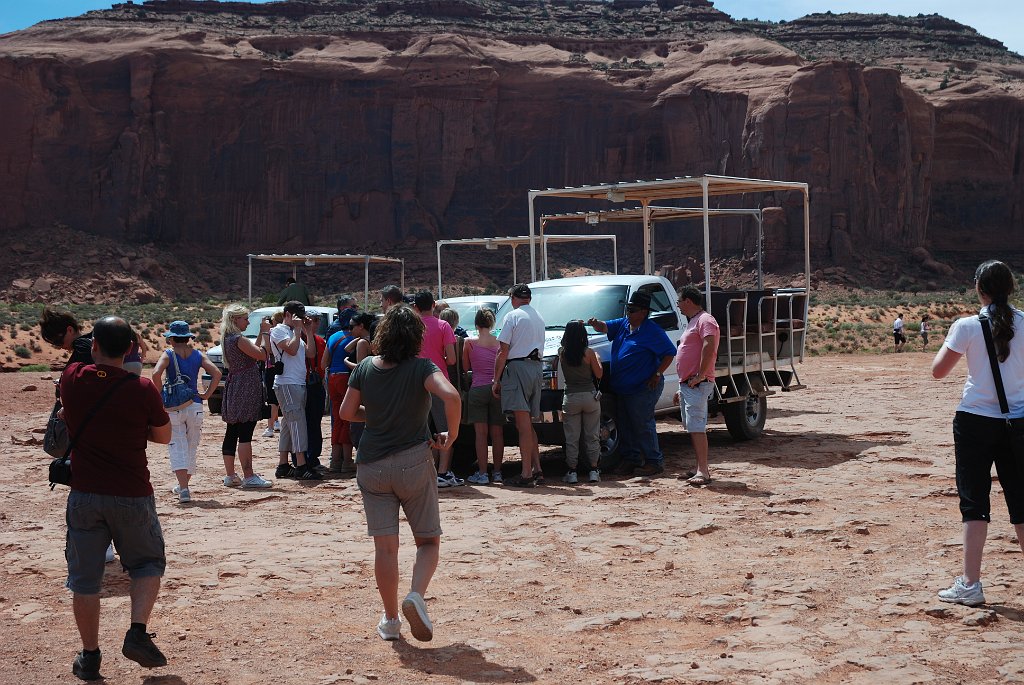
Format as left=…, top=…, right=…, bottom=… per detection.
left=59, top=362, right=170, bottom=497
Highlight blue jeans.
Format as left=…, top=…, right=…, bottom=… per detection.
left=616, top=377, right=664, bottom=466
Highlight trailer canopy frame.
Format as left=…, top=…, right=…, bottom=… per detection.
left=435, top=234, right=617, bottom=299
left=247, top=253, right=405, bottom=309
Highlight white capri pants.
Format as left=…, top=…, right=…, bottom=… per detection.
left=167, top=402, right=203, bottom=474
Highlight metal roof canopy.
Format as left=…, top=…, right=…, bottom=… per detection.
left=247, top=253, right=405, bottom=309
left=435, top=234, right=617, bottom=299
left=539, top=206, right=765, bottom=286
left=527, top=174, right=810, bottom=309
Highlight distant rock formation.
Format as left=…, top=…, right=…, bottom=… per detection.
left=0, top=0, right=1021, bottom=260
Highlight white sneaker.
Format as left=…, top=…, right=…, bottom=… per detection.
left=105, top=543, right=116, bottom=564
left=376, top=615, right=401, bottom=641
left=437, top=472, right=464, bottom=488
left=562, top=470, right=578, bottom=484
left=241, top=474, right=273, bottom=489
left=467, top=471, right=489, bottom=485
left=402, top=592, right=433, bottom=642
left=938, top=576, right=985, bottom=606
left=223, top=474, right=242, bottom=488
left=273, top=421, right=280, bottom=432
left=261, top=427, right=275, bottom=438
left=176, top=487, right=191, bottom=503
left=588, top=469, right=601, bottom=483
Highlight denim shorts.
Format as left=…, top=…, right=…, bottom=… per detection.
left=356, top=443, right=441, bottom=538
left=65, top=491, right=166, bottom=595
left=679, top=381, right=714, bottom=432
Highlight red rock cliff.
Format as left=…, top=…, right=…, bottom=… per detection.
left=0, top=1, right=1021, bottom=260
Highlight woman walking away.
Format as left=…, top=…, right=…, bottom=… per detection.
left=463, top=308, right=505, bottom=484
left=219, top=305, right=273, bottom=489
left=932, top=260, right=1024, bottom=606
left=920, top=314, right=931, bottom=351
left=152, top=320, right=222, bottom=503
left=559, top=320, right=604, bottom=484
left=340, top=304, right=461, bottom=642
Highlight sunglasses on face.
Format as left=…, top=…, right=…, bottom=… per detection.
left=626, top=305, right=645, bottom=313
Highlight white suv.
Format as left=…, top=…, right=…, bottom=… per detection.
left=204, top=305, right=337, bottom=414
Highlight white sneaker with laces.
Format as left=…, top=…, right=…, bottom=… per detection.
left=562, top=471, right=578, bottom=484
left=938, top=576, right=985, bottom=606
left=402, top=592, right=433, bottom=642
left=377, top=615, right=401, bottom=641
left=467, top=471, right=489, bottom=485
left=273, top=421, right=280, bottom=432
left=241, top=474, right=273, bottom=489
left=105, top=543, right=116, bottom=564
left=261, top=427, right=275, bottom=438
left=174, top=486, right=191, bottom=503
left=223, top=474, right=242, bottom=488
left=588, top=469, right=601, bottom=483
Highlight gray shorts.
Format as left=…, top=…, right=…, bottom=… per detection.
left=274, top=383, right=308, bottom=453
left=679, top=381, right=714, bottom=433
left=467, top=384, right=504, bottom=426
left=500, top=359, right=542, bottom=417
left=356, top=443, right=442, bottom=538
left=65, top=491, right=166, bottom=595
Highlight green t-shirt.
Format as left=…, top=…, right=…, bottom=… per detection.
left=348, top=356, right=440, bottom=463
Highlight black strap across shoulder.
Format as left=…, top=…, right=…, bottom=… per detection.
left=979, top=313, right=1011, bottom=417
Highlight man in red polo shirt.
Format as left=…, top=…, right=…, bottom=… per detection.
left=60, top=316, right=172, bottom=681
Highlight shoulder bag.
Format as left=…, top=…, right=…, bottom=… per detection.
left=48, top=371, right=136, bottom=490
left=978, top=313, right=1024, bottom=456
left=161, top=349, right=195, bottom=410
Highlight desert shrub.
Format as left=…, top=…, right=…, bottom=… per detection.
left=20, top=364, right=50, bottom=372
left=14, top=345, right=31, bottom=359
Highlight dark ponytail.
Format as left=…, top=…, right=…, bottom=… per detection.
left=976, top=260, right=1016, bottom=362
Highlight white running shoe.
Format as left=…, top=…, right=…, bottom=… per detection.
left=173, top=486, right=191, bottom=503
left=223, top=474, right=242, bottom=488
left=241, top=474, right=273, bottom=489
left=588, top=469, right=601, bottom=483
left=376, top=615, right=401, bottom=641
left=436, top=472, right=464, bottom=488
left=261, top=427, right=274, bottom=438
left=467, top=471, right=489, bottom=485
left=938, top=576, right=985, bottom=606
left=562, top=471, right=578, bottom=484
left=105, top=543, right=116, bottom=563
left=402, top=592, right=433, bottom=642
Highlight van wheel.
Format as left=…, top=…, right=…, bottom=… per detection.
left=722, top=379, right=767, bottom=441
left=598, top=398, right=621, bottom=471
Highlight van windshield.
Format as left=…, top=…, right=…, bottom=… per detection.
left=493, top=285, right=628, bottom=333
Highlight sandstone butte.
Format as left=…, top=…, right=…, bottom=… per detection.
left=0, top=0, right=1022, bottom=264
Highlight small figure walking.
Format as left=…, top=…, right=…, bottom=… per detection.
left=920, top=314, right=930, bottom=351
left=893, top=313, right=907, bottom=353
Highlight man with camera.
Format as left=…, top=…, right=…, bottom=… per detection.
left=266, top=301, right=321, bottom=480
left=59, top=316, right=172, bottom=680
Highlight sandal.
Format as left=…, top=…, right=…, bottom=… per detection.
left=506, top=475, right=536, bottom=488
left=532, top=471, right=545, bottom=485
left=685, top=474, right=712, bottom=486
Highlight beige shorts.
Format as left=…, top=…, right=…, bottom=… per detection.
left=356, top=442, right=442, bottom=538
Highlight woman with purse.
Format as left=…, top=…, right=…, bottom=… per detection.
left=932, top=260, right=1024, bottom=606
left=151, top=320, right=222, bottom=503
left=219, top=304, right=273, bottom=490
left=558, top=320, right=604, bottom=484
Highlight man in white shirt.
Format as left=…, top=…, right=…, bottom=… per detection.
left=493, top=284, right=546, bottom=487
left=268, top=301, right=320, bottom=480
left=893, top=313, right=906, bottom=353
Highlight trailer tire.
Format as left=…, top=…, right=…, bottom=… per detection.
left=598, top=396, right=621, bottom=471
left=722, top=379, right=767, bottom=441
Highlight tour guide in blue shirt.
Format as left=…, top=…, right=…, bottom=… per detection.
left=588, top=291, right=675, bottom=477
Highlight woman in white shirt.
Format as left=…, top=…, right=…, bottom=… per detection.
left=932, top=260, right=1024, bottom=606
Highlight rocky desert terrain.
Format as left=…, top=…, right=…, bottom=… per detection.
left=3, top=353, right=1024, bottom=683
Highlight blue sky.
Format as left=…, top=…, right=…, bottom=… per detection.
left=1, top=0, right=1020, bottom=55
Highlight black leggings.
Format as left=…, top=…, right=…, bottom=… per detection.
left=222, top=421, right=257, bottom=457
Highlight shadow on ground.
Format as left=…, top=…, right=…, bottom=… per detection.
left=394, top=641, right=535, bottom=682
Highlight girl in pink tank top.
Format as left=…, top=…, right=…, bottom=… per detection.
left=461, top=308, right=505, bottom=484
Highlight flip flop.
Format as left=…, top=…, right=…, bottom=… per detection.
left=678, top=470, right=697, bottom=480
left=686, top=475, right=712, bottom=486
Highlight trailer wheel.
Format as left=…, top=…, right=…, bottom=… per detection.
left=722, top=379, right=767, bottom=441
left=598, top=397, right=621, bottom=471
